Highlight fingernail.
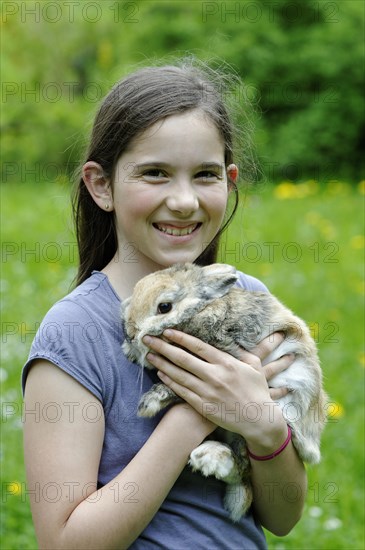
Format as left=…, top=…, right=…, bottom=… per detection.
left=163, top=329, right=173, bottom=338
left=157, top=370, right=171, bottom=384
left=143, top=335, right=153, bottom=345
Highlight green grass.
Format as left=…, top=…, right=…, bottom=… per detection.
left=1, top=180, right=364, bottom=549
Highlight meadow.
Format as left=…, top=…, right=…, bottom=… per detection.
left=1, top=179, right=364, bottom=549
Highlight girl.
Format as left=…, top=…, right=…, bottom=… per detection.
left=23, top=60, right=306, bottom=549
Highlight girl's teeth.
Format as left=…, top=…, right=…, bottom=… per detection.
left=156, top=224, right=197, bottom=236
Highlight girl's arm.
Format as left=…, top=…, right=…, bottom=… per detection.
left=247, top=431, right=306, bottom=536
left=24, top=360, right=214, bottom=549
left=144, top=330, right=307, bottom=537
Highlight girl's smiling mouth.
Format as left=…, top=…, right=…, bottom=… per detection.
left=153, top=222, right=202, bottom=237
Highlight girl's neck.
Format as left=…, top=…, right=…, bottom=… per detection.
left=101, top=252, right=163, bottom=301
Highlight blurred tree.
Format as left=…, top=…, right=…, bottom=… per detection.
left=1, top=0, right=363, bottom=183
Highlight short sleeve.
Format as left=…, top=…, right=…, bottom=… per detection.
left=235, top=271, right=269, bottom=293
left=22, top=299, right=110, bottom=402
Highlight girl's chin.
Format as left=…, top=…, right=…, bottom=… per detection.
left=149, top=250, right=203, bottom=268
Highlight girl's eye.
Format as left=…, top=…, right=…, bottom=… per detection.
left=141, top=169, right=168, bottom=180
left=195, top=171, right=221, bottom=181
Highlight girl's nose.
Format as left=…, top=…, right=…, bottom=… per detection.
left=165, top=181, right=199, bottom=215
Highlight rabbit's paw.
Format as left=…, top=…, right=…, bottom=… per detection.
left=138, top=383, right=179, bottom=417
left=189, top=441, right=240, bottom=483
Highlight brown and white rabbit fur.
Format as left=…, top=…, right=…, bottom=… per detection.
left=121, top=263, right=327, bottom=521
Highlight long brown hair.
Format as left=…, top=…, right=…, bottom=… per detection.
left=72, top=58, right=256, bottom=286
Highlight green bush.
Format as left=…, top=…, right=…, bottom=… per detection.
left=1, top=0, right=364, bottom=183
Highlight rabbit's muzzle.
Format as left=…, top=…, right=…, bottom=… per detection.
left=123, top=336, right=153, bottom=369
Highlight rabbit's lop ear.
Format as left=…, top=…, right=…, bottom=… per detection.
left=200, top=264, right=238, bottom=299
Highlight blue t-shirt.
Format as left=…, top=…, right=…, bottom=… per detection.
left=22, top=270, right=269, bottom=550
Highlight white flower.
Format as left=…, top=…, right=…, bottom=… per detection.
left=324, top=517, right=342, bottom=530
left=309, top=506, right=323, bottom=518
left=0, top=368, right=8, bottom=382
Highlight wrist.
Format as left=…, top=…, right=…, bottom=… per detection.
left=163, top=403, right=215, bottom=444
left=244, top=417, right=289, bottom=457
left=247, top=425, right=292, bottom=461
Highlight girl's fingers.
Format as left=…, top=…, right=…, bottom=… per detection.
left=162, top=329, right=226, bottom=364
left=156, top=369, right=201, bottom=407
left=263, top=353, right=295, bottom=382
left=147, top=351, right=201, bottom=391
left=269, top=386, right=291, bottom=400
left=236, top=332, right=286, bottom=371
left=144, top=332, right=295, bottom=406
left=249, top=332, right=285, bottom=361
left=146, top=350, right=209, bottom=411
left=143, top=331, right=231, bottom=379
left=145, top=331, right=292, bottom=381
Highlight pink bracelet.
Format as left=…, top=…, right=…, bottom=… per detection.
left=247, top=425, right=292, bottom=461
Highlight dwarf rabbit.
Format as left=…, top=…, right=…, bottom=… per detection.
left=121, top=263, right=327, bottom=521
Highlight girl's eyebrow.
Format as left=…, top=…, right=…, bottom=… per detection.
left=133, top=161, right=224, bottom=172
left=133, top=162, right=170, bottom=170
left=199, top=162, right=225, bottom=174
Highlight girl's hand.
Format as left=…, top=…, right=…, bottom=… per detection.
left=142, top=330, right=294, bottom=446
left=237, top=335, right=294, bottom=401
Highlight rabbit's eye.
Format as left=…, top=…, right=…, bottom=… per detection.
left=157, top=302, right=172, bottom=314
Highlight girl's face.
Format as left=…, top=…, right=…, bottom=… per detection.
left=111, top=110, right=230, bottom=271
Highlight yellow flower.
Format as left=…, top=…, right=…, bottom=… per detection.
left=350, top=235, right=365, bottom=249
left=327, top=308, right=340, bottom=321
left=98, top=41, right=112, bottom=69
left=305, top=211, right=322, bottom=227
left=354, top=280, right=365, bottom=295
left=319, top=220, right=336, bottom=239
left=258, top=263, right=272, bottom=276
left=358, top=181, right=365, bottom=195
left=297, top=180, right=319, bottom=198
left=7, top=482, right=22, bottom=496
left=309, top=323, right=319, bottom=341
left=328, top=402, right=344, bottom=420
left=274, top=180, right=319, bottom=200
left=326, top=181, right=351, bottom=196
left=274, top=181, right=299, bottom=200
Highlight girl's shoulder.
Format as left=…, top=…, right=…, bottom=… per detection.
left=234, top=270, right=269, bottom=293
left=61, top=270, right=120, bottom=307
left=40, top=271, right=121, bottom=323
left=22, top=271, right=123, bottom=400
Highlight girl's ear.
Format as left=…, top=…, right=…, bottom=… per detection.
left=226, top=164, right=239, bottom=191
left=82, top=161, right=114, bottom=212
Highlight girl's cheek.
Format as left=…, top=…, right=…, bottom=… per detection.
left=115, top=189, right=156, bottom=215
left=207, top=192, right=229, bottom=221
left=200, top=186, right=228, bottom=206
